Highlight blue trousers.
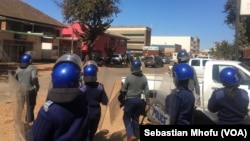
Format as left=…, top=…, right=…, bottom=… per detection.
left=88, top=107, right=101, bottom=141
left=123, top=97, right=144, bottom=136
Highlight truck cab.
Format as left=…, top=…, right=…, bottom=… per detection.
left=189, top=58, right=214, bottom=80
left=198, top=60, right=250, bottom=123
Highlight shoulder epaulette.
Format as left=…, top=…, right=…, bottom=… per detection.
left=79, top=84, right=87, bottom=92
left=98, top=82, right=104, bottom=91
left=43, top=100, right=53, bottom=112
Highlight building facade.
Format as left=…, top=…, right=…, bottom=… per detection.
left=61, top=22, right=128, bottom=60
left=151, top=36, right=200, bottom=56
left=0, top=0, right=66, bottom=62
left=0, top=0, right=128, bottom=62
left=107, top=26, right=151, bottom=55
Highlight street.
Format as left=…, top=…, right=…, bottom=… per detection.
left=0, top=62, right=214, bottom=141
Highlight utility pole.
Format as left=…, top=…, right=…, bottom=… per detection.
left=235, top=0, right=241, bottom=61
left=71, top=23, right=74, bottom=53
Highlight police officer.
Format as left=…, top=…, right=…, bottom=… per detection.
left=208, top=67, right=249, bottom=125
left=15, top=53, right=40, bottom=124
left=121, top=59, right=149, bottom=141
left=165, top=63, right=195, bottom=125
left=79, top=61, right=108, bottom=141
left=32, top=53, right=89, bottom=141
left=174, top=50, right=200, bottom=96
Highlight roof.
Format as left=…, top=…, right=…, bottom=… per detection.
left=205, top=60, right=241, bottom=65
left=0, top=0, right=65, bottom=27
left=104, top=31, right=129, bottom=39
left=108, top=26, right=152, bottom=31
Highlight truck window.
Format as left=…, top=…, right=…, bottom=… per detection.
left=238, top=69, right=250, bottom=85
left=191, top=60, right=200, bottom=66
left=240, top=63, right=250, bottom=72
left=212, top=65, right=231, bottom=83
left=212, top=65, right=220, bottom=82
left=238, top=63, right=250, bottom=84
left=213, top=64, right=250, bottom=85
left=202, top=60, right=209, bottom=67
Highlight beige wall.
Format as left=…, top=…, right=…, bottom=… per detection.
left=0, top=32, right=44, bottom=61
left=107, top=26, right=151, bottom=54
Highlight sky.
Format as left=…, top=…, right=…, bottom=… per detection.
left=23, top=0, right=234, bottom=50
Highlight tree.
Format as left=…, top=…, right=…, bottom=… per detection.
left=54, top=0, right=121, bottom=59
left=210, top=40, right=235, bottom=60
left=223, top=0, right=250, bottom=46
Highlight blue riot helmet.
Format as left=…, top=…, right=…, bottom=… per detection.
left=220, top=67, right=241, bottom=87
left=51, top=53, right=82, bottom=87
left=83, top=60, right=98, bottom=71
left=82, top=60, right=98, bottom=83
left=131, top=59, right=142, bottom=73
left=21, top=54, right=32, bottom=64
left=174, top=63, right=194, bottom=81
left=55, top=53, right=83, bottom=70
left=51, top=62, right=81, bottom=88
left=47, top=53, right=82, bottom=103
left=177, top=50, right=190, bottom=63
left=20, top=54, right=32, bottom=67
left=83, top=64, right=98, bottom=82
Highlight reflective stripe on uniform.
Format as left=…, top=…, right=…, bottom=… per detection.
left=43, top=100, right=53, bottom=112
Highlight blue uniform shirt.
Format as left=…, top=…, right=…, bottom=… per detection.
left=165, top=87, right=195, bottom=125
left=208, top=88, right=249, bottom=125
left=32, top=93, right=89, bottom=141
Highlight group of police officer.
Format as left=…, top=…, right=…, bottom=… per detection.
left=16, top=53, right=109, bottom=141
left=169, top=50, right=249, bottom=125
left=17, top=49, right=249, bottom=141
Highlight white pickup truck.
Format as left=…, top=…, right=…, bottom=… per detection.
left=197, top=60, right=250, bottom=123
left=188, top=58, right=214, bottom=80
left=121, top=60, right=250, bottom=124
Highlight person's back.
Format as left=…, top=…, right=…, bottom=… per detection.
left=208, top=88, right=248, bottom=124
left=122, top=59, right=149, bottom=141
left=208, top=67, right=249, bottom=125
left=166, top=63, right=195, bottom=125
left=187, top=65, right=200, bottom=96
left=173, top=50, right=200, bottom=105
left=33, top=94, right=89, bottom=140
left=15, top=53, right=39, bottom=124
left=81, top=82, right=108, bottom=108
left=15, top=64, right=38, bottom=90
left=79, top=62, right=109, bottom=141
left=123, top=73, right=148, bottom=98
left=32, top=53, right=89, bottom=141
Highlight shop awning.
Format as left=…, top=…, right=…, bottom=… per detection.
left=0, top=30, right=44, bottom=37
left=56, top=37, right=79, bottom=41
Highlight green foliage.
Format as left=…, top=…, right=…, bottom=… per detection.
left=223, top=0, right=236, bottom=29
left=54, top=0, right=121, bottom=54
left=223, top=0, right=250, bottom=46
left=209, top=40, right=235, bottom=60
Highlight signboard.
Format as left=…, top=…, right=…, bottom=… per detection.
left=42, top=42, right=52, bottom=50
left=126, top=49, right=131, bottom=54
left=142, top=46, right=159, bottom=50
left=240, top=0, right=250, bottom=15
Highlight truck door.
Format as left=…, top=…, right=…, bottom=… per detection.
left=202, top=65, right=222, bottom=109
left=203, top=64, right=250, bottom=112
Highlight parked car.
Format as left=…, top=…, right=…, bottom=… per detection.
left=110, top=54, right=123, bottom=64
left=161, top=56, right=171, bottom=64
left=144, top=55, right=164, bottom=68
